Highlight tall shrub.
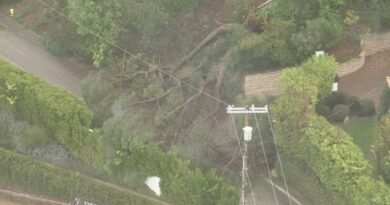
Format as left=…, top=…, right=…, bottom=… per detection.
left=0, top=60, right=94, bottom=162
left=271, top=55, right=390, bottom=204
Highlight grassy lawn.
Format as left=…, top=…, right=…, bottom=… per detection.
left=342, top=116, right=377, bottom=165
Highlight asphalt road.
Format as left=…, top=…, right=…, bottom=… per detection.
left=0, top=14, right=83, bottom=97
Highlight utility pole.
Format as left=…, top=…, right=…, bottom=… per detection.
left=227, top=105, right=268, bottom=205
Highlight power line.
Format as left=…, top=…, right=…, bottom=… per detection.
left=37, top=0, right=229, bottom=106
left=266, top=111, right=293, bottom=205
left=325, top=86, right=381, bottom=120
left=274, top=84, right=383, bottom=142
left=245, top=169, right=257, bottom=205
left=231, top=115, right=257, bottom=205
left=253, top=113, right=279, bottom=205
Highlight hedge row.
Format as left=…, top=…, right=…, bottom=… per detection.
left=0, top=148, right=169, bottom=205
left=121, top=143, right=240, bottom=205
left=0, top=60, right=94, bottom=162
left=272, top=55, right=390, bottom=204
left=277, top=154, right=348, bottom=205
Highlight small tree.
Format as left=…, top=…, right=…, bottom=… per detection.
left=358, top=98, right=375, bottom=116
left=331, top=104, right=349, bottom=122
left=379, top=87, right=390, bottom=118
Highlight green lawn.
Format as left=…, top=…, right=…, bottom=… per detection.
left=342, top=116, right=377, bottom=165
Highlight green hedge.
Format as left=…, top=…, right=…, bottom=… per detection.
left=111, top=143, right=240, bottom=205
left=0, top=148, right=169, bottom=205
left=278, top=154, right=348, bottom=205
left=272, top=55, right=390, bottom=204
left=379, top=86, right=390, bottom=118
left=0, top=59, right=94, bottom=162
left=358, top=98, right=375, bottom=116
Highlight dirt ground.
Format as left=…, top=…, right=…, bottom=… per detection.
left=339, top=49, right=390, bottom=105
left=0, top=197, right=23, bottom=205
left=328, top=38, right=361, bottom=62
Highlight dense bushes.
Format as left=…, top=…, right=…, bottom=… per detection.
left=278, top=154, right=348, bottom=205
left=0, top=60, right=94, bottom=163
left=106, top=143, right=239, bottom=205
left=13, top=125, right=49, bottom=153
left=0, top=59, right=239, bottom=204
left=0, top=110, right=27, bottom=149
left=316, top=91, right=375, bottom=120
left=358, top=98, right=375, bottom=116
left=0, top=148, right=166, bottom=205
left=331, top=104, right=349, bottom=122
left=234, top=0, right=345, bottom=71
left=375, top=115, right=390, bottom=183
left=379, top=86, right=390, bottom=118
left=272, top=55, right=390, bottom=204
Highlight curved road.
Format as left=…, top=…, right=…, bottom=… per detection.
left=0, top=13, right=83, bottom=97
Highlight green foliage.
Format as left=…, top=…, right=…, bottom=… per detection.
left=103, top=113, right=156, bottom=150
left=281, top=55, right=337, bottom=102
left=318, top=92, right=362, bottom=117
left=234, top=0, right=348, bottom=70
left=358, top=98, right=375, bottom=116
left=0, top=147, right=166, bottom=205
left=323, top=91, right=349, bottom=108
left=316, top=102, right=332, bottom=117
left=159, top=0, right=204, bottom=14
left=68, top=0, right=203, bottom=66
left=0, top=110, right=26, bottom=149
left=0, top=60, right=94, bottom=163
left=13, top=125, right=49, bottom=153
left=292, top=17, right=343, bottom=60
left=38, top=1, right=83, bottom=57
left=112, top=143, right=239, bottom=205
left=278, top=154, right=348, bottom=205
left=272, top=56, right=390, bottom=204
left=344, top=10, right=360, bottom=26
left=331, top=104, right=349, bottom=122
left=342, top=117, right=377, bottom=167
left=69, top=0, right=122, bottom=66
left=378, top=86, right=390, bottom=118
left=81, top=72, right=115, bottom=127
left=383, top=155, right=390, bottom=183
left=375, top=115, right=390, bottom=183
left=349, top=0, right=390, bottom=29
left=237, top=19, right=298, bottom=69
left=0, top=0, right=21, bottom=4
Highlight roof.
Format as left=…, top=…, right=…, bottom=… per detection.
left=244, top=70, right=282, bottom=96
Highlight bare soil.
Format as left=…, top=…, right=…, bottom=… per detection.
left=0, top=198, right=23, bottom=205
left=339, top=49, right=390, bottom=105
left=328, top=39, right=361, bottom=62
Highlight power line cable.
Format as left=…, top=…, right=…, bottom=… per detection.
left=37, top=0, right=229, bottom=106
left=273, top=84, right=382, bottom=141
left=254, top=84, right=384, bottom=205
left=266, top=110, right=293, bottom=205
left=253, top=113, right=279, bottom=205
left=325, top=86, right=381, bottom=120
left=231, top=115, right=257, bottom=205
left=245, top=169, right=257, bottom=205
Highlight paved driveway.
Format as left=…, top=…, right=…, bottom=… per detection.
left=0, top=14, right=83, bottom=97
